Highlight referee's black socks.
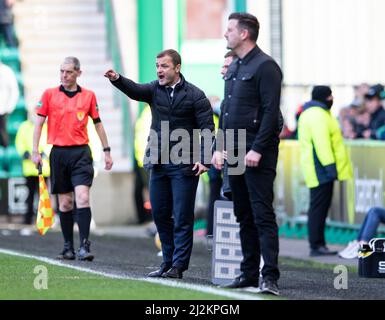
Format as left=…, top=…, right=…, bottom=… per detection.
left=77, top=207, right=92, bottom=244
left=59, top=210, right=74, bottom=248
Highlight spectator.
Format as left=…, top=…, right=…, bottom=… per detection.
left=15, top=108, right=50, bottom=225
left=338, top=207, right=385, bottom=259
left=280, top=104, right=303, bottom=140
left=0, top=57, right=19, bottom=147
left=351, top=83, right=370, bottom=109
left=353, top=108, right=371, bottom=138
left=361, top=84, right=385, bottom=140
left=0, top=0, right=17, bottom=47
left=339, top=83, right=369, bottom=139
left=297, top=86, right=353, bottom=256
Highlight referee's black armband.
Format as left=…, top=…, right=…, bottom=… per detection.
left=93, top=117, right=101, bottom=124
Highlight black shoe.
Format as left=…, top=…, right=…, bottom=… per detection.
left=77, top=239, right=94, bottom=261
left=162, top=266, right=183, bottom=279
left=223, top=275, right=259, bottom=289
left=310, top=246, right=338, bottom=257
left=57, top=242, right=75, bottom=260
left=260, top=279, right=280, bottom=296
left=147, top=263, right=171, bottom=278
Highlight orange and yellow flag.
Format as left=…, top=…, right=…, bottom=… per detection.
left=36, top=166, right=55, bottom=235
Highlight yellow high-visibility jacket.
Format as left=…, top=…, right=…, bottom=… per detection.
left=298, top=101, right=352, bottom=188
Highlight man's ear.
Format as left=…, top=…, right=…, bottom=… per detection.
left=175, top=64, right=181, bottom=74
left=240, top=29, right=249, bottom=41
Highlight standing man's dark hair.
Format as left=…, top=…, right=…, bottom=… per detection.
left=212, top=12, right=283, bottom=296
left=228, top=12, right=260, bottom=42
left=105, top=48, right=214, bottom=280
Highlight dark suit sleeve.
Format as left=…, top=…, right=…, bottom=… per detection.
left=110, top=75, right=154, bottom=104
left=251, top=61, right=282, bottom=153
left=194, top=92, right=215, bottom=166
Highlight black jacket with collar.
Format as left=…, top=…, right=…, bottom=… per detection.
left=111, top=74, right=214, bottom=169
left=220, top=46, right=283, bottom=154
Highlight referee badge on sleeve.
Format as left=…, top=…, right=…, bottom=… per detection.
left=77, top=111, right=85, bottom=121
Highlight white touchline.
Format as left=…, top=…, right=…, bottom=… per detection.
left=0, top=248, right=265, bottom=300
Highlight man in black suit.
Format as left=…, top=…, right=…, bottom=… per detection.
left=212, top=13, right=283, bottom=295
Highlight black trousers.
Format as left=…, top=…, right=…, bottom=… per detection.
left=229, top=150, right=280, bottom=282
left=307, top=181, right=334, bottom=250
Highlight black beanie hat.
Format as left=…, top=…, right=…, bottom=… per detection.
left=312, top=86, right=332, bottom=103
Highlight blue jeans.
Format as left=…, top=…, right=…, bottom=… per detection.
left=150, top=164, right=199, bottom=271
left=357, top=207, right=385, bottom=242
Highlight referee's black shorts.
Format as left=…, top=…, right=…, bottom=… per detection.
left=49, top=145, right=94, bottom=194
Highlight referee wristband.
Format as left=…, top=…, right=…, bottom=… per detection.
left=103, top=147, right=111, bottom=152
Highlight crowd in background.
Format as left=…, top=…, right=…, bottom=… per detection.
left=339, top=83, right=385, bottom=140
left=281, top=83, right=385, bottom=141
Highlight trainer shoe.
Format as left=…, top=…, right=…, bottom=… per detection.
left=259, top=279, right=280, bottom=296
left=338, top=240, right=359, bottom=259
left=77, top=239, right=94, bottom=261
left=57, top=242, right=75, bottom=260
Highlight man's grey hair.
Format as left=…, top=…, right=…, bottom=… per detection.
left=63, top=56, right=81, bottom=70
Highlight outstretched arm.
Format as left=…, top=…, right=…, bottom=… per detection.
left=104, top=69, right=154, bottom=103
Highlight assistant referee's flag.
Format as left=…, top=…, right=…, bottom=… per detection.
left=36, top=164, right=55, bottom=235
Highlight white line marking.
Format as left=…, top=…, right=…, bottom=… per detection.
left=0, top=248, right=266, bottom=300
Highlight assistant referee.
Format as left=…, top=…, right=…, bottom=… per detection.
left=32, top=57, right=113, bottom=261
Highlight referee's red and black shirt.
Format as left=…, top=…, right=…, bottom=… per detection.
left=36, top=85, right=100, bottom=146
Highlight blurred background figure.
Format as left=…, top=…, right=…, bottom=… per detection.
left=361, top=84, right=385, bottom=140
left=339, top=83, right=369, bottom=139
left=205, top=95, right=222, bottom=237
left=0, top=0, right=17, bottom=47
left=134, top=104, right=152, bottom=224
left=280, top=104, right=303, bottom=140
left=0, top=56, right=19, bottom=147
left=15, top=107, right=50, bottom=225
left=205, top=51, right=236, bottom=237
